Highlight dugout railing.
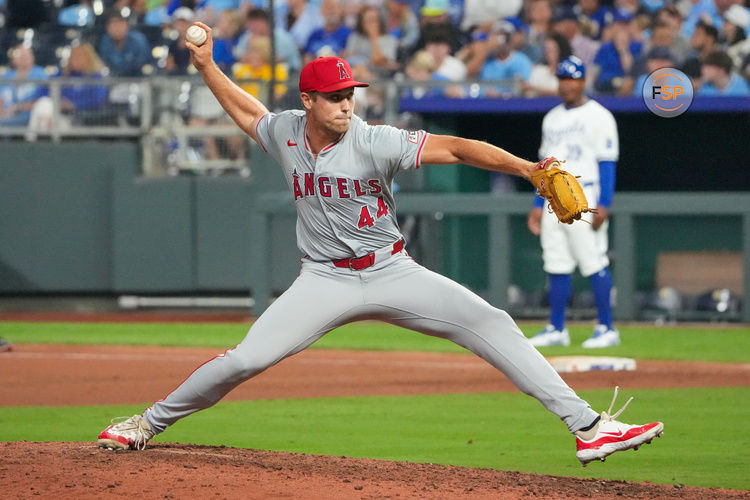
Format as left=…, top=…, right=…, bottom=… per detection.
left=0, top=76, right=521, bottom=176
left=3, top=76, right=749, bottom=177
left=248, top=191, right=750, bottom=322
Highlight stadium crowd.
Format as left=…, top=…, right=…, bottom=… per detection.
left=0, top=0, right=749, bottom=129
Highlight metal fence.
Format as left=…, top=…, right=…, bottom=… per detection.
left=248, top=191, right=750, bottom=322
left=0, top=76, right=520, bottom=176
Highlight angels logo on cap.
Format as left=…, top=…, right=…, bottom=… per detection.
left=299, top=57, right=370, bottom=93
left=336, top=61, right=349, bottom=80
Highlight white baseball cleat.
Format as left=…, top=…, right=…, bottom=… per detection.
left=582, top=324, right=620, bottom=348
left=528, top=324, right=570, bottom=347
left=575, top=386, right=663, bottom=466
left=98, top=414, right=154, bottom=450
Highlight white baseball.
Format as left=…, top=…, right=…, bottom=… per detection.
left=186, top=25, right=207, bottom=46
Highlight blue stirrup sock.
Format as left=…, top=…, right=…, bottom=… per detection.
left=589, top=268, right=613, bottom=329
left=548, top=273, right=572, bottom=331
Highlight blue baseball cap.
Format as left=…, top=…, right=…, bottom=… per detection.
left=556, top=56, right=586, bottom=79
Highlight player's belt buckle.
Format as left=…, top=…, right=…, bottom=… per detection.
left=332, top=239, right=404, bottom=270
left=348, top=253, right=375, bottom=270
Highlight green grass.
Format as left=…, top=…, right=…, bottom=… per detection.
left=2, top=321, right=750, bottom=363
left=1, top=387, right=748, bottom=490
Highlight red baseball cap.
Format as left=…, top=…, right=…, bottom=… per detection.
left=298, top=57, right=369, bottom=93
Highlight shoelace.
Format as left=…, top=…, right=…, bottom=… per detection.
left=601, top=386, right=634, bottom=422
left=109, top=415, right=151, bottom=450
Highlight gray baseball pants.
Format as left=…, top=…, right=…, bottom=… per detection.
left=144, top=251, right=598, bottom=434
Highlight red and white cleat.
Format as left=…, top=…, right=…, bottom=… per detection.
left=98, top=414, right=154, bottom=451
left=576, top=387, right=663, bottom=466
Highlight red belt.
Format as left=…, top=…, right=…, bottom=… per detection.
left=332, top=239, right=405, bottom=270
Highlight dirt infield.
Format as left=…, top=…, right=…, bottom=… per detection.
left=1, top=344, right=749, bottom=406
left=2, top=333, right=749, bottom=498
left=2, top=441, right=748, bottom=499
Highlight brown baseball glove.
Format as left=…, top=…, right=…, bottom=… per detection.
left=531, top=157, right=595, bottom=224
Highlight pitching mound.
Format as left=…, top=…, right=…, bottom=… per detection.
left=2, top=442, right=747, bottom=499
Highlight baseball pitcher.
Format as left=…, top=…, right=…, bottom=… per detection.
left=98, top=24, right=662, bottom=466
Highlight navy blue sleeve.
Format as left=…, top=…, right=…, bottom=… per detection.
left=598, top=161, right=616, bottom=208
left=533, top=194, right=545, bottom=208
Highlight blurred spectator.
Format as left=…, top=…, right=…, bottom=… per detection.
left=403, top=49, right=452, bottom=98
left=741, top=51, right=750, bottom=84
left=681, top=0, right=724, bottom=38
left=613, top=0, right=652, bottom=32
left=524, top=33, right=573, bottom=97
left=456, top=26, right=495, bottom=77
left=723, top=5, right=750, bottom=71
left=279, top=0, right=324, bottom=49
left=698, top=50, right=750, bottom=95
left=212, top=9, right=243, bottom=73
left=655, top=3, right=684, bottom=30
left=385, top=0, right=420, bottom=58
left=98, top=11, right=153, bottom=76
left=626, top=46, right=675, bottom=96
left=681, top=21, right=719, bottom=79
left=592, top=9, right=642, bottom=93
left=424, top=27, right=466, bottom=82
left=460, top=0, right=522, bottom=32
left=28, top=43, right=108, bottom=137
left=385, top=0, right=419, bottom=56
left=415, top=1, right=467, bottom=54
left=575, top=0, right=612, bottom=40
left=344, top=6, right=399, bottom=79
left=304, top=0, right=351, bottom=62
left=144, top=0, right=171, bottom=26
left=639, top=0, right=667, bottom=14
left=553, top=7, right=600, bottom=87
left=197, top=0, right=240, bottom=26
left=235, top=8, right=301, bottom=73
left=0, top=45, right=49, bottom=127
left=517, top=0, right=554, bottom=64
left=339, top=0, right=363, bottom=29
left=165, top=7, right=194, bottom=75
left=233, top=36, right=288, bottom=101
left=641, top=20, right=691, bottom=68
left=58, top=0, right=95, bottom=27
left=479, top=21, right=533, bottom=96
left=59, top=43, right=109, bottom=115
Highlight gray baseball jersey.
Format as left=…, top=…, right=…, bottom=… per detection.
left=142, top=110, right=599, bottom=438
left=254, top=110, right=427, bottom=260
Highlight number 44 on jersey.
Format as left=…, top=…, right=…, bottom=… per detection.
left=358, top=197, right=388, bottom=228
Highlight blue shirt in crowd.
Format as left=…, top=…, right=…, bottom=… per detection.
left=98, top=30, right=153, bottom=77
left=0, top=65, right=49, bottom=106
left=698, top=74, right=750, bottom=96
left=583, top=6, right=612, bottom=40
left=304, top=26, right=352, bottom=58
left=213, top=37, right=238, bottom=73
left=60, top=71, right=108, bottom=110
left=594, top=40, right=642, bottom=86
left=479, top=51, right=532, bottom=93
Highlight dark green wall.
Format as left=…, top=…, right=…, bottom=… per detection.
left=0, top=141, right=300, bottom=294
left=0, top=143, right=133, bottom=292
left=0, top=134, right=745, bottom=295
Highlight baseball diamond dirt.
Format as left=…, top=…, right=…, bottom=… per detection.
left=1, top=313, right=749, bottom=498
left=2, top=441, right=749, bottom=499
left=1, top=342, right=749, bottom=499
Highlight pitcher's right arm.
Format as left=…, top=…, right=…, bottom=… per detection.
left=186, top=22, right=269, bottom=142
